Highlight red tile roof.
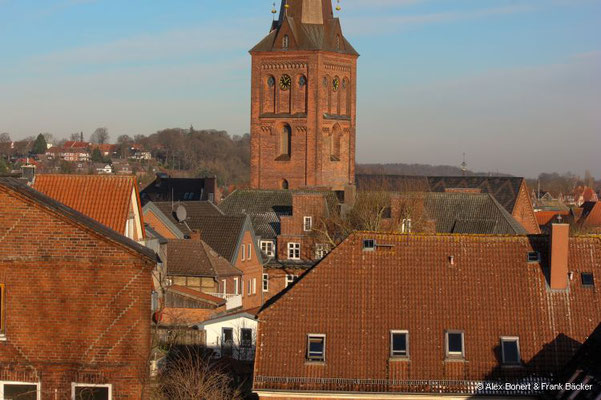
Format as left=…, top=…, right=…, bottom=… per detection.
left=169, top=285, right=225, bottom=305
left=582, top=202, right=601, bottom=227
left=254, top=232, right=601, bottom=395
left=33, top=174, right=142, bottom=235
left=535, top=210, right=570, bottom=226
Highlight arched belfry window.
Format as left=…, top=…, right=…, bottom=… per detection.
left=283, top=35, right=289, bottom=49
left=277, top=124, right=292, bottom=160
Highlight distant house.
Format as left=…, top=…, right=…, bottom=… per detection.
left=95, top=163, right=113, bottom=174
left=197, top=308, right=260, bottom=361
left=356, top=175, right=541, bottom=234
left=140, top=173, right=219, bottom=204
left=254, top=226, right=601, bottom=399
left=0, top=178, right=156, bottom=399
left=578, top=201, right=601, bottom=233
left=33, top=174, right=145, bottom=242
left=90, top=143, right=117, bottom=157
left=574, top=186, right=599, bottom=207
left=61, top=148, right=90, bottom=162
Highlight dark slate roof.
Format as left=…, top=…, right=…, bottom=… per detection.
left=427, top=176, right=525, bottom=214
left=418, top=192, right=527, bottom=234
left=250, top=0, right=358, bottom=56
left=192, top=216, right=247, bottom=262
left=0, top=178, right=156, bottom=261
left=152, top=201, right=223, bottom=235
left=165, top=240, right=241, bottom=277
left=218, top=190, right=294, bottom=239
left=140, top=176, right=216, bottom=204
left=356, top=174, right=525, bottom=214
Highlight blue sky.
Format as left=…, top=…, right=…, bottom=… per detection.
left=0, top=0, right=600, bottom=178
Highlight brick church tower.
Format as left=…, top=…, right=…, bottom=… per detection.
left=249, top=0, right=358, bottom=190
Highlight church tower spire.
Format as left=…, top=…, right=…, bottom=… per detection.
left=249, top=0, right=358, bottom=190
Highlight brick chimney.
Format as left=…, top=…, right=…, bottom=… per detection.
left=189, top=230, right=201, bottom=241
left=549, top=224, right=570, bottom=290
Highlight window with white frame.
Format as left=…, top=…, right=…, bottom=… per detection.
left=303, top=216, right=313, bottom=232
left=288, top=242, right=301, bottom=260
left=262, top=273, right=269, bottom=292
left=241, top=245, right=246, bottom=261
left=500, top=337, right=520, bottom=365
left=234, top=277, right=239, bottom=295
left=241, top=328, right=253, bottom=348
left=0, top=284, right=5, bottom=336
left=260, top=240, right=275, bottom=258
left=252, top=278, right=257, bottom=294
left=315, top=244, right=330, bottom=260
left=247, top=244, right=252, bottom=260
left=222, top=280, right=227, bottom=295
left=72, top=383, right=111, bottom=400
left=390, top=330, right=409, bottom=358
left=0, top=381, right=40, bottom=400
left=285, top=274, right=296, bottom=287
left=445, top=331, right=465, bottom=359
left=248, top=279, right=252, bottom=295
left=307, top=334, right=326, bottom=362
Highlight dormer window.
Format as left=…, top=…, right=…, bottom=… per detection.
left=283, top=35, right=289, bottom=49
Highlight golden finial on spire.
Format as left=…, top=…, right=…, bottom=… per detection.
left=271, top=2, right=277, bottom=18
left=336, top=0, right=341, bottom=11
left=285, top=0, right=289, bottom=10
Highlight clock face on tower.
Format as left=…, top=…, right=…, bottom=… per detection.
left=279, top=74, right=292, bottom=91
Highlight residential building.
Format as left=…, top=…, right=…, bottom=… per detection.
left=219, top=189, right=335, bottom=300
left=197, top=308, right=260, bottom=361
left=578, top=201, right=601, bottom=233
left=32, top=174, right=145, bottom=242
left=164, top=239, right=243, bottom=311
left=143, top=201, right=264, bottom=310
left=249, top=0, right=358, bottom=190
left=0, top=178, right=156, bottom=399
left=254, top=226, right=601, bottom=399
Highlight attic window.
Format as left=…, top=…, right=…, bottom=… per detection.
left=363, top=239, right=376, bottom=251
left=581, top=273, right=594, bottom=287
left=307, top=334, right=325, bottom=362
left=501, top=337, right=520, bottom=365
left=527, top=251, right=540, bottom=263
left=283, top=35, right=289, bottom=49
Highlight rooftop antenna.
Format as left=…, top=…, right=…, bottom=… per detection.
left=460, top=153, right=467, bottom=176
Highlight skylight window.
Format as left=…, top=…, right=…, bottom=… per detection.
left=445, top=331, right=464, bottom=359
left=363, top=239, right=375, bottom=251
left=307, top=334, right=325, bottom=362
left=501, top=337, right=520, bottom=365
left=390, top=331, right=409, bottom=358
left=582, top=273, right=594, bottom=287
left=527, top=251, right=540, bottom=263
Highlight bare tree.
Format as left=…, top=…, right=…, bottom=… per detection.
left=0, top=132, right=11, bottom=143
left=70, top=132, right=84, bottom=142
left=90, top=127, right=110, bottom=144
left=152, top=350, right=243, bottom=400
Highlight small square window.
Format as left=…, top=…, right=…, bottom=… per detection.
left=501, top=337, right=520, bottom=365
left=363, top=239, right=376, bottom=251
left=307, top=334, right=325, bottom=362
left=527, top=251, right=540, bottom=263
left=446, top=331, right=464, bottom=358
left=582, top=273, right=594, bottom=287
left=390, top=331, right=409, bottom=357
left=287, top=242, right=301, bottom=260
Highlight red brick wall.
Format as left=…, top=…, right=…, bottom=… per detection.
left=234, top=230, right=264, bottom=310
left=513, top=182, right=541, bottom=234
left=262, top=268, right=306, bottom=302
left=0, top=186, right=154, bottom=399
left=250, top=51, right=358, bottom=190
